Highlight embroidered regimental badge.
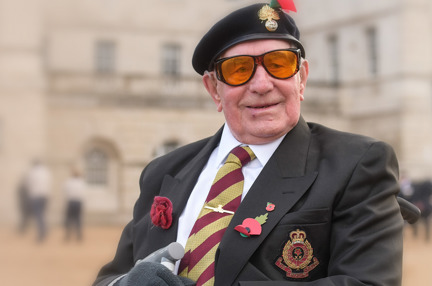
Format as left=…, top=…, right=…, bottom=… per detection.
left=275, top=229, right=319, bottom=279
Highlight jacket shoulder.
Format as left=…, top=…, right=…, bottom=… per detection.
left=306, top=121, right=397, bottom=169
left=307, top=121, right=392, bottom=149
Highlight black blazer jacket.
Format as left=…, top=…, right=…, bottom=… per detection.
left=94, top=117, right=403, bottom=286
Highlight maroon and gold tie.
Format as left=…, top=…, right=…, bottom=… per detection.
left=178, top=146, right=256, bottom=286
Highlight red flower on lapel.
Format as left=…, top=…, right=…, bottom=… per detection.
left=150, top=196, right=173, bottom=229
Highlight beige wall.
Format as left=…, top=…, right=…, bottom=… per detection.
left=296, top=0, right=432, bottom=179
left=0, top=0, right=46, bottom=223
left=1, top=0, right=431, bottom=225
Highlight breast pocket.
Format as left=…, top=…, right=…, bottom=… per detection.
left=278, top=208, right=330, bottom=225
left=252, top=208, right=331, bottom=281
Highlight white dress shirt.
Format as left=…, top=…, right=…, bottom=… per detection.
left=63, top=176, right=86, bottom=202
left=175, top=124, right=285, bottom=273
left=25, top=164, right=52, bottom=199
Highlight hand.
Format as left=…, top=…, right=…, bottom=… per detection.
left=117, top=262, right=195, bottom=286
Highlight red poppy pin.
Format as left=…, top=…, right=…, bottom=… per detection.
left=235, top=202, right=276, bottom=237
left=150, top=196, right=173, bottom=229
left=270, top=0, right=297, bottom=13
left=235, top=214, right=268, bottom=237
left=266, top=202, right=276, bottom=212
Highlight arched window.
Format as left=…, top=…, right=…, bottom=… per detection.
left=85, top=148, right=109, bottom=186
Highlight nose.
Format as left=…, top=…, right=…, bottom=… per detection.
left=248, top=65, right=273, bottom=95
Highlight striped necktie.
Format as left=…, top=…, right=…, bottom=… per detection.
left=178, top=146, right=256, bottom=286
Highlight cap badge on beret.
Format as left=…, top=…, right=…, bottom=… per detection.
left=258, top=5, right=280, bottom=32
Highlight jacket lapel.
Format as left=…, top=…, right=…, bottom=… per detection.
left=149, top=129, right=223, bottom=248
left=214, top=117, right=318, bottom=286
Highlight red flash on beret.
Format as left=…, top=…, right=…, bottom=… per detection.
left=271, top=0, right=297, bottom=13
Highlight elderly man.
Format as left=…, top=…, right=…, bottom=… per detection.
left=94, top=2, right=403, bottom=285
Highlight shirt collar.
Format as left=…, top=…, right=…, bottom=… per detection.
left=216, top=124, right=286, bottom=168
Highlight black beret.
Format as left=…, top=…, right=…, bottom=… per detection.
left=192, top=3, right=305, bottom=75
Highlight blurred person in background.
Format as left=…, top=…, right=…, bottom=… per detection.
left=94, top=1, right=405, bottom=285
left=411, top=179, right=432, bottom=242
left=16, top=175, right=31, bottom=235
left=24, top=159, right=52, bottom=243
left=399, top=172, right=414, bottom=203
left=63, top=167, right=86, bottom=242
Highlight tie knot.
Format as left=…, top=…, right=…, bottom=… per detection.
left=225, top=146, right=256, bottom=167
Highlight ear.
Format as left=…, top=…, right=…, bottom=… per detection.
left=298, top=59, right=309, bottom=101
left=203, top=71, right=223, bottom=112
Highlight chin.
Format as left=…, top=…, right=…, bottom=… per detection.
left=249, top=130, right=284, bottom=143
left=254, top=125, right=284, bottom=136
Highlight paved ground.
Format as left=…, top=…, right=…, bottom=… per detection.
left=0, top=224, right=430, bottom=286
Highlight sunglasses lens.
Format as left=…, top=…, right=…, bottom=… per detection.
left=217, top=50, right=299, bottom=86
left=220, top=56, right=254, bottom=86
left=264, top=50, right=298, bottom=79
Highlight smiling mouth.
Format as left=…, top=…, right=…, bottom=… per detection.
left=249, top=103, right=278, bottom=109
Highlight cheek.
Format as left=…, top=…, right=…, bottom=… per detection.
left=217, top=86, right=240, bottom=113
left=283, top=92, right=302, bottom=118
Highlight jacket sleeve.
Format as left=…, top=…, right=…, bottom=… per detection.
left=239, top=141, right=404, bottom=286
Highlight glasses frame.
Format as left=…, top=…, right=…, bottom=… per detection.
left=214, top=48, right=301, bottom=87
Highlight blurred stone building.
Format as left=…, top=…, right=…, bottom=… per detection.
left=0, top=0, right=431, bottom=225
left=296, top=0, right=432, bottom=180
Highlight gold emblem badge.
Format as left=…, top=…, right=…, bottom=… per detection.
left=275, top=229, right=319, bottom=279
left=258, top=5, right=280, bottom=32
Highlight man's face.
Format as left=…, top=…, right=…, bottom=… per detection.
left=203, top=39, right=309, bottom=145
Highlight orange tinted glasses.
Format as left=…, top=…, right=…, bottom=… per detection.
left=214, top=49, right=301, bottom=86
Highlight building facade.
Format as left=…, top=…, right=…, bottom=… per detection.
left=296, top=0, right=432, bottom=179
left=1, top=0, right=431, bottom=225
